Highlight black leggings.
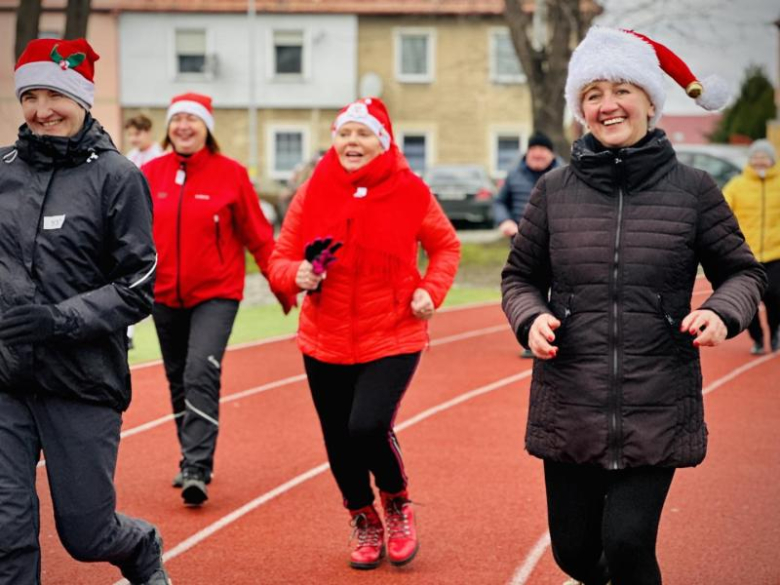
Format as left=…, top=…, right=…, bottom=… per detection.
left=303, top=352, right=421, bottom=510
left=544, top=460, right=675, bottom=585
left=747, top=259, right=780, bottom=344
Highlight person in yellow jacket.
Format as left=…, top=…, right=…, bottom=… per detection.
left=724, top=139, right=780, bottom=354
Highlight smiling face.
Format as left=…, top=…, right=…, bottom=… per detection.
left=581, top=81, right=655, bottom=148
left=21, top=88, right=86, bottom=138
left=167, top=113, right=208, bottom=155
left=334, top=122, right=384, bottom=172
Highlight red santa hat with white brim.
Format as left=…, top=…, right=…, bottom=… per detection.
left=565, top=27, right=731, bottom=129
left=15, top=38, right=100, bottom=110
left=166, top=92, right=215, bottom=132
left=332, top=97, right=393, bottom=151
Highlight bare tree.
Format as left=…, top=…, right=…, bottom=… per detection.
left=503, top=0, right=602, bottom=156
left=15, top=0, right=43, bottom=60
left=64, top=0, right=92, bottom=39
left=15, top=0, right=92, bottom=62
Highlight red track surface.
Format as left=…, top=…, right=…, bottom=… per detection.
left=37, top=286, right=780, bottom=584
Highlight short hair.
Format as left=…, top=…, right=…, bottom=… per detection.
left=124, top=115, right=153, bottom=132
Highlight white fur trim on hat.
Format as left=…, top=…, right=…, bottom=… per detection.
left=166, top=100, right=215, bottom=132
left=332, top=102, right=391, bottom=151
left=565, top=27, right=666, bottom=129
left=15, top=61, right=94, bottom=109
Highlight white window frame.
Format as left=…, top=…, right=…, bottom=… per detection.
left=489, top=27, right=526, bottom=84
left=394, top=27, right=436, bottom=84
left=397, top=128, right=435, bottom=176
left=266, top=124, right=311, bottom=180
left=489, top=126, right=526, bottom=179
left=171, top=28, right=214, bottom=81
left=266, top=28, right=310, bottom=81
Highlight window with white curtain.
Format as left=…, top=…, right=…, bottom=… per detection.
left=273, top=30, right=304, bottom=76
left=175, top=29, right=207, bottom=75
left=395, top=29, right=435, bottom=83
left=490, top=29, right=526, bottom=84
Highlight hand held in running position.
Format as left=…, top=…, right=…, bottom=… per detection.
left=295, top=260, right=324, bottom=291
left=528, top=313, right=562, bottom=360
left=680, top=309, right=727, bottom=347
left=0, top=304, right=56, bottom=345
left=410, top=288, right=434, bottom=320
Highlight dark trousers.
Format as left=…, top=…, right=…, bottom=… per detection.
left=747, top=260, right=780, bottom=344
left=544, top=460, right=675, bottom=585
left=303, top=352, right=421, bottom=510
left=0, top=391, right=160, bottom=584
left=153, top=299, right=239, bottom=475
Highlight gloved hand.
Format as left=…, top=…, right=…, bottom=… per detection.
left=0, top=304, right=57, bottom=345
left=304, top=237, right=343, bottom=292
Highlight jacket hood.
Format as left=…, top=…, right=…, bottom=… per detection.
left=14, top=114, right=118, bottom=168
left=570, top=129, right=677, bottom=194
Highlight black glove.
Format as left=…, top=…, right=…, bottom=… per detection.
left=0, top=305, right=57, bottom=345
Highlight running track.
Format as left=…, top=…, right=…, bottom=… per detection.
left=37, top=281, right=780, bottom=584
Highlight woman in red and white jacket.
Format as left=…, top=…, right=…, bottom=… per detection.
left=142, top=92, right=295, bottom=507
left=269, top=98, right=460, bottom=570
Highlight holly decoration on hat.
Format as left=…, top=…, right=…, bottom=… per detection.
left=50, top=45, right=86, bottom=71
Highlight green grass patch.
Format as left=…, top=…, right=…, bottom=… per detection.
left=127, top=285, right=499, bottom=366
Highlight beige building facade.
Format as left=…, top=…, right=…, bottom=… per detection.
left=358, top=14, right=533, bottom=178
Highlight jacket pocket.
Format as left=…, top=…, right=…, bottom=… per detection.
left=213, top=214, right=224, bottom=265
left=656, top=293, right=697, bottom=359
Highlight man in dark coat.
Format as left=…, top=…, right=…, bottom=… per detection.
left=0, top=38, right=169, bottom=584
left=493, top=130, right=561, bottom=239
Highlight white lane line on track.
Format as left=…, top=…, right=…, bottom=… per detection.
left=120, top=324, right=508, bottom=440
left=113, top=369, right=534, bottom=583
left=506, top=351, right=780, bottom=585
left=39, top=323, right=508, bottom=470
left=509, top=532, right=552, bottom=585
left=129, top=300, right=501, bottom=372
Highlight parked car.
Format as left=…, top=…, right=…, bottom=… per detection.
left=674, top=144, right=748, bottom=188
left=424, top=164, right=496, bottom=227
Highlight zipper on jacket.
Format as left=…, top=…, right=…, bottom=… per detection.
left=176, top=162, right=187, bottom=307
left=656, top=293, right=676, bottom=327
left=608, top=162, right=625, bottom=470
left=214, top=214, right=224, bottom=264
left=347, top=218, right=358, bottom=362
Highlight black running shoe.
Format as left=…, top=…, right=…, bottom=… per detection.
left=181, top=468, right=208, bottom=506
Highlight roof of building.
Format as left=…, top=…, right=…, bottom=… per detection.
left=0, top=0, right=506, bottom=14
left=1, top=0, right=602, bottom=16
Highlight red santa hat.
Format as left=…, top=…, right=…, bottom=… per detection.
left=565, top=27, right=731, bottom=128
left=166, top=92, right=215, bottom=132
left=15, top=38, right=100, bottom=109
left=332, top=97, right=393, bottom=151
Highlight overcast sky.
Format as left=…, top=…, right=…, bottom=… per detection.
left=595, top=0, right=779, bottom=114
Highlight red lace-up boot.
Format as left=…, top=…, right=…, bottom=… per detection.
left=381, top=490, right=419, bottom=566
left=348, top=505, right=385, bottom=570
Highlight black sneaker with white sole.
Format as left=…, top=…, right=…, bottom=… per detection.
left=181, top=468, right=208, bottom=506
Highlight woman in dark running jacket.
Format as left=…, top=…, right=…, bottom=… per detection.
left=0, top=38, right=168, bottom=584
left=142, top=92, right=296, bottom=507
left=501, top=28, right=765, bottom=585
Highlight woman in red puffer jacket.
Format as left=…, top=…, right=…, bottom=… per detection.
left=269, top=97, right=459, bottom=571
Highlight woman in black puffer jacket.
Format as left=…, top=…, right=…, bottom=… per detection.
left=501, top=28, right=766, bottom=585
